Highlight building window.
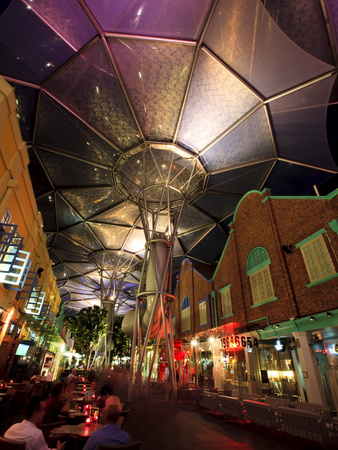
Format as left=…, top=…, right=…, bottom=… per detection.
left=247, top=247, right=276, bottom=306
left=298, top=233, right=335, bottom=283
left=199, top=300, right=207, bottom=326
left=220, top=285, right=232, bottom=317
left=182, top=297, right=190, bottom=332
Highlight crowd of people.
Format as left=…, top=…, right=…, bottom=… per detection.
left=3, top=368, right=131, bottom=450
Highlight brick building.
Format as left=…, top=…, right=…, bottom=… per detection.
left=173, top=188, right=338, bottom=407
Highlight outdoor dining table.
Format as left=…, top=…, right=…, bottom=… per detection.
left=50, top=422, right=101, bottom=439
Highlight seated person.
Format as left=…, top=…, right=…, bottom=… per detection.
left=83, top=405, right=130, bottom=450
left=30, top=372, right=40, bottom=384
left=43, top=383, right=70, bottom=424
left=84, top=381, right=97, bottom=403
left=96, top=384, right=122, bottom=413
left=4, top=395, right=65, bottom=450
left=67, top=369, right=78, bottom=382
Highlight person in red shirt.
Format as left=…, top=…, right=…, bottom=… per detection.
left=43, top=383, right=70, bottom=424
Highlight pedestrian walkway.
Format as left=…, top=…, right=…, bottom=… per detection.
left=123, top=395, right=325, bottom=450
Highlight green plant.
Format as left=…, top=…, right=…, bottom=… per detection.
left=65, top=305, right=108, bottom=372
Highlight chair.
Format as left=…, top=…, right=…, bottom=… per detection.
left=40, top=421, right=67, bottom=448
left=7, top=390, right=30, bottom=415
left=98, top=442, right=142, bottom=449
left=0, top=436, right=25, bottom=449
left=30, top=383, right=45, bottom=397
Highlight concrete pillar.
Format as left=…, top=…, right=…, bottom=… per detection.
left=244, top=332, right=262, bottom=394
left=292, top=331, right=327, bottom=404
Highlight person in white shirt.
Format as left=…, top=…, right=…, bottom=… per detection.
left=4, top=395, right=65, bottom=450
left=96, top=384, right=122, bottom=424
left=67, top=369, right=78, bottom=382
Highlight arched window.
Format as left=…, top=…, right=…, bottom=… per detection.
left=246, top=247, right=276, bottom=306
left=182, top=297, right=190, bottom=332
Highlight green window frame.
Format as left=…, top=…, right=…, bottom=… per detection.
left=298, top=233, right=335, bottom=284
left=247, top=247, right=276, bottom=306
left=198, top=300, right=207, bottom=326
left=220, top=285, right=232, bottom=317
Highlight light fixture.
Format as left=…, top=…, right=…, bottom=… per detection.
left=275, top=339, right=285, bottom=352
left=327, top=312, right=332, bottom=317
left=191, top=339, right=198, bottom=347
left=275, top=324, right=280, bottom=328
left=310, top=316, right=315, bottom=321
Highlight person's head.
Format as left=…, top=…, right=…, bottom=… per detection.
left=99, top=384, right=113, bottom=397
left=51, top=383, right=64, bottom=398
left=104, top=405, right=120, bottom=424
left=91, top=381, right=96, bottom=390
left=72, top=369, right=77, bottom=375
left=25, top=395, right=46, bottom=426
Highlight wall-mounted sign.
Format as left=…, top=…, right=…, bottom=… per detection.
left=221, top=334, right=259, bottom=349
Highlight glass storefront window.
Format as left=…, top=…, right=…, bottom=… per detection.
left=258, top=339, right=299, bottom=399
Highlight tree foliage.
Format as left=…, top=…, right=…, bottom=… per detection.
left=65, top=306, right=108, bottom=369
left=110, top=322, right=130, bottom=359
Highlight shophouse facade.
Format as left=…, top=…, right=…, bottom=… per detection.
left=173, top=188, right=338, bottom=408
left=0, top=78, right=64, bottom=381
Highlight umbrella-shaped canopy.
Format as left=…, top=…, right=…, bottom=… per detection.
left=0, top=0, right=337, bottom=316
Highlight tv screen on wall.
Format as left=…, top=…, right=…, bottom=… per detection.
left=15, top=344, right=30, bottom=356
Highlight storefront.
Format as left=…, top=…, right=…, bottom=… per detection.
left=258, top=337, right=300, bottom=400
left=311, top=327, right=338, bottom=409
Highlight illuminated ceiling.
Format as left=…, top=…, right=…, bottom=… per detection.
left=0, top=0, right=337, bottom=316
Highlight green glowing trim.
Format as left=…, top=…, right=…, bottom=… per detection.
left=295, top=228, right=326, bottom=248
left=250, top=297, right=278, bottom=308
left=306, top=273, right=338, bottom=288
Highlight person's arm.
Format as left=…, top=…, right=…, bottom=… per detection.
left=34, top=432, right=66, bottom=450
left=59, top=398, right=70, bottom=415
left=83, top=433, right=96, bottom=450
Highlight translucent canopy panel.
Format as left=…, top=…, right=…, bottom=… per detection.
left=36, top=150, right=111, bottom=187
left=88, top=223, right=131, bottom=250
left=108, top=38, right=195, bottom=141
left=55, top=194, right=82, bottom=230
left=92, top=203, right=140, bottom=227
left=45, top=40, right=142, bottom=150
left=84, top=0, right=213, bottom=39
left=269, top=76, right=337, bottom=170
left=204, top=0, right=334, bottom=97
left=11, top=83, right=39, bottom=142
left=0, top=1, right=76, bottom=84
left=207, top=162, right=275, bottom=196
left=61, top=224, right=102, bottom=252
left=25, top=0, right=97, bottom=51
left=203, top=106, right=275, bottom=172
left=59, top=188, right=123, bottom=220
left=177, top=48, right=260, bottom=151
left=1, top=0, right=337, bottom=316
left=35, top=94, right=120, bottom=166
left=115, top=143, right=207, bottom=208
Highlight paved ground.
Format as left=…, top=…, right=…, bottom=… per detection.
left=123, top=395, right=328, bottom=450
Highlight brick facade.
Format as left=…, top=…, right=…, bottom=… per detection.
left=174, top=189, right=338, bottom=337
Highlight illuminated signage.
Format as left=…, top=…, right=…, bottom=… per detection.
left=221, top=334, right=259, bottom=349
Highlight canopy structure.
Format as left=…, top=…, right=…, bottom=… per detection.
left=0, top=0, right=337, bottom=317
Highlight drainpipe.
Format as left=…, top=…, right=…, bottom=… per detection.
left=264, top=196, right=300, bottom=318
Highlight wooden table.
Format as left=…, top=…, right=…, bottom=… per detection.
left=50, top=422, right=102, bottom=440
